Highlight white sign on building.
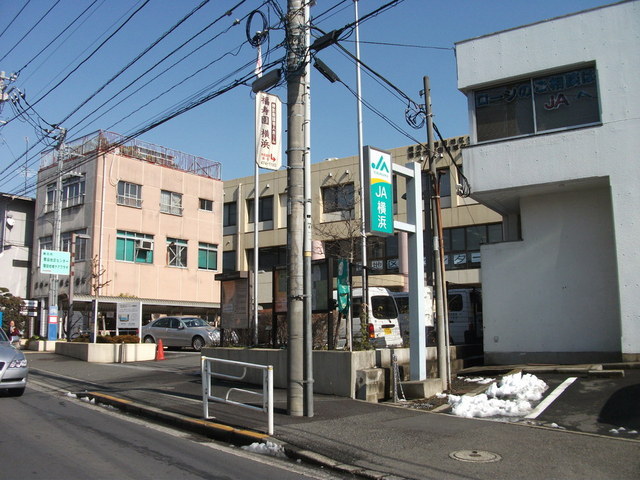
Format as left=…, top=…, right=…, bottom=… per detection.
left=255, top=92, right=282, bottom=170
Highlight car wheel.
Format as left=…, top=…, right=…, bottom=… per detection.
left=192, top=336, right=205, bottom=352
left=9, top=387, right=25, bottom=397
left=143, top=336, right=155, bottom=343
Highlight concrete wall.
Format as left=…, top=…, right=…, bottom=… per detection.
left=55, top=342, right=156, bottom=363
left=481, top=187, right=620, bottom=364
left=456, top=1, right=640, bottom=361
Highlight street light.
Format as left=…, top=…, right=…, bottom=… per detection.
left=67, top=232, right=90, bottom=341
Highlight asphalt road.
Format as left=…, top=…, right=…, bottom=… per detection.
left=1, top=382, right=346, bottom=480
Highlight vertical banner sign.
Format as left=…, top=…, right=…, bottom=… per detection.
left=363, top=146, right=394, bottom=236
left=255, top=92, right=282, bottom=170
left=337, top=258, right=350, bottom=315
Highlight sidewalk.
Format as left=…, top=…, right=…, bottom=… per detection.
left=25, top=351, right=640, bottom=480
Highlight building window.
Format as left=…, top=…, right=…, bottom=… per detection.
left=367, top=235, right=399, bottom=274
left=222, top=250, right=236, bottom=273
left=167, top=238, right=187, bottom=268
left=117, top=181, right=142, bottom=208
left=442, top=223, right=502, bottom=270
left=160, top=190, right=183, bottom=216
left=62, top=230, right=89, bottom=261
left=45, top=184, right=56, bottom=212
left=475, top=65, right=600, bottom=142
left=322, top=183, right=354, bottom=213
left=199, top=198, right=213, bottom=211
left=62, top=176, right=85, bottom=208
left=246, top=245, right=287, bottom=271
left=39, top=235, right=53, bottom=254
left=116, top=230, right=154, bottom=264
left=223, top=202, right=237, bottom=227
left=198, top=242, right=218, bottom=270
left=247, top=196, right=274, bottom=223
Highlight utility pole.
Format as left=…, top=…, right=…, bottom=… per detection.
left=302, top=0, right=314, bottom=418
left=423, top=77, right=450, bottom=391
left=48, top=128, right=67, bottom=340
left=286, top=0, right=307, bottom=417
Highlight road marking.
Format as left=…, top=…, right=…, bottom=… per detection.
left=525, top=376, right=578, bottom=419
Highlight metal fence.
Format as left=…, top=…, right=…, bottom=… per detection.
left=201, top=356, right=274, bottom=435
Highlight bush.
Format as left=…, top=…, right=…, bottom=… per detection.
left=112, top=335, right=140, bottom=344
left=71, top=334, right=139, bottom=343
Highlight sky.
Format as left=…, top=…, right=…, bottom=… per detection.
left=0, top=0, right=615, bottom=195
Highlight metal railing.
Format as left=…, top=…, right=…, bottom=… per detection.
left=201, top=356, right=274, bottom=435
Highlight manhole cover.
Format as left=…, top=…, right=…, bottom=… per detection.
left=449, top=450, right=502, bottom=463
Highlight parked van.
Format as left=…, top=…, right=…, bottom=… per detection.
left=447, top=288, right=482, bottom=345
left=391, top=288, right=434, bottom=345
left=335, top=287, right=403, bottom=348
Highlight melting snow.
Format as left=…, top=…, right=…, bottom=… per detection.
left=241, top=441, right=287, bottom=458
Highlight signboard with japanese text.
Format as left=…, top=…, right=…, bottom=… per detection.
left=255, top=92, right=282, bottom=170
left=40, top=249, right=70, bottom=275
left=363, top=146, right=394, bottom=236
left=117, top=302, right=142, bottom=330
left=220, top=278, right=250, bottom=329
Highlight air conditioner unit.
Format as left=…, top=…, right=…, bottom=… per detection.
left=136, top=239, right=154, bottom=250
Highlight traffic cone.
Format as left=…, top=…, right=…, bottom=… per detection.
left=155, top=339, right=165, bottom=361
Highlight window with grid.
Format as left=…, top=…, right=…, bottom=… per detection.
left=247, top=196, right=274, bottom=223
left=62, top=176, right=85, bottom=208
left=322, top=183, right=354, bottom=213
left=167, top=238, right=187, bottom=267
left=223, top=202, right=237, bottom=227
left=45, top=184, right=56, bottom=212
left=198, top=242, right=218, bottom=270
left=61, top=230, right=89, bottom=261
left=199, top=198, right=213, bottom=211
left=475, top=66, right=600, bottom=142
left=442, top=223, right=502, bottom=270
left=117, top=181, right=142, bottom=208
left=116, top=231, right=154, bottom=264
left=160, top=190, right=183, bottom=216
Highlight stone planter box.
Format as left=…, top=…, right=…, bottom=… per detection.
left=27, top=340, right=58, bottom=352
left=55, top=342, right=156, bottom=363
left=201, top=348, right=379, bottom=398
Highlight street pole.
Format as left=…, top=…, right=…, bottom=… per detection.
left=302, top=0, right=314, bottom=418
left=423, top=76, right=450, bottom=391
left=286, top=0, right=306, bottom=417
left=67, top=232, right=76, bottom=342
left=354, top=0, right=368, bottom=304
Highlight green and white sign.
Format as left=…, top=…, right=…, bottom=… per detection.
left=40, top=249, right=70, bottom=275
left=363, top=146, right=394, bottom=236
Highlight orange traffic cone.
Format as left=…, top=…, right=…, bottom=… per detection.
left=155, top=339, right=165, bottom=361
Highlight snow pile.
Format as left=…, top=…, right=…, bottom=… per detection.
left=449, top=372, right=548, bottom=419
left=241, top=441, right=287, bottom=458
left=461, top=376, right=495, bottom=385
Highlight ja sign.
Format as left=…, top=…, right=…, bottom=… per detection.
left=363, top=146, right=394, bottom=236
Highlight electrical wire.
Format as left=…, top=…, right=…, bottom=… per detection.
left=17, top=0, right=100, bottom=74
left=0, top=0, right=31, bottom=42
left=58, top=0, right=212, bottom=126
left=0, top=0, right=61, bottom=63
left=66, top=0, right=254, bottom=135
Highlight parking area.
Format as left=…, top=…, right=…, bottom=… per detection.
left=528, top=369, right=640, bottom=438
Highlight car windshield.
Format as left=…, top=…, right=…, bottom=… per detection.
left=182, top=318, right=208, bottom=328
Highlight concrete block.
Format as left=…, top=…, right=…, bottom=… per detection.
left=356, top=368, right=384, bottom=403
left=400, top=378, right=443, bottom=400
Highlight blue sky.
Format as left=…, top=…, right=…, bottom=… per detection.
left=0, top=0, right=613, bottom=194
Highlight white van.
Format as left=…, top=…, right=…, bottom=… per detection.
left=391, top=288, right=434, bottom=345
left=335, top=287, right=403, bottom=348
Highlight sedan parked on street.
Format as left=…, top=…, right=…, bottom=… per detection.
left=141, top=316, right=221, bottom=351
left=0, top=328, right=28, bottom=396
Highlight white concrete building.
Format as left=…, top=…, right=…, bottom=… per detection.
left=456, top=1, right=640, bottom=363
left=0, top=193, right=34, bottom=299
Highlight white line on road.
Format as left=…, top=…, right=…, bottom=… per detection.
left=525, top=376, right=578, bottom=419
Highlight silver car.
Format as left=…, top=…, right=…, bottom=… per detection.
left=0, top=328, right=28, bottom=396
left=141, top=316, right=221, bottom=351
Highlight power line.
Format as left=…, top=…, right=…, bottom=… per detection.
left=58, top=0, right=213, bottom=125
left=0, top=0, right=32, bottom=42
left=0, top=0, right=61, bottom=63
left=25, top=0, right=153, bottom=111
left=342, top=39, right=452, bottom=51
left=17, top=0, right=101, bottom=74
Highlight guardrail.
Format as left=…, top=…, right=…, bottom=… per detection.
left=201, top=356, right=274, bottom=435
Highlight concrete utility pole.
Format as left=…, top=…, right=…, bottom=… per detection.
left=286, top=0, right=307, bottom=417
left=423, top=77, right=450, bottom=391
